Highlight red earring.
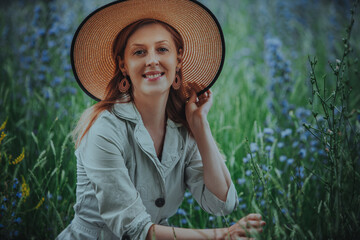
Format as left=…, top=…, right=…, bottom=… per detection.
left=119, top=75, right=130, bottom=93
left=172, top=72, right=181, bottom=90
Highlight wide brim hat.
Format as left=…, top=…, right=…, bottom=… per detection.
left=71, top=0, right=225, bottom=101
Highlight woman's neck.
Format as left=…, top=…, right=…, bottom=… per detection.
left=134, top=92, right=168, bottom=130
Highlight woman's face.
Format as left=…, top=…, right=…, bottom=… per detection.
left=120, top=23, right=181, bottom=99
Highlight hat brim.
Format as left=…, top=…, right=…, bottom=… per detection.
left=71, top=0, right=225, bottom=101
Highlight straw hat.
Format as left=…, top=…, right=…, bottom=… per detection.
left=71, top=0, right=225, bottom=101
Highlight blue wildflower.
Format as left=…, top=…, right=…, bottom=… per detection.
left=292, top=141, right=299, bottom=148
left=310, top=140, right=318, bottom=147
left=57, top=195, right=63, bottom=201
left=240, top=203, right=247, bottom=210
left=187, top=198, right=194, bottom=204
left=16, top=192, right=22, bottom=198
left=47, top=193, right=53, bottom=199
left=279, top=155, right=287, bottom=162
left=245, top=170, right=252, bottom=176
left=0, top=223, right=4, bottom=228
left=277, top=142, right=285, bottom=148
left=237, top=178, right=246, bottom=185
left=242, top=156, right=249, bottom=164
left=281, top=128, right=292, bottom=138
left=51, top=77, right=63, bottom=87
left=177, top=208, right=187, bottom=216
left=1, top=205, right=6, bottom=211
left=14, top=217, right=21, bottom=224
left=287, top=158, right=294, bottom=165
left=55, top=102, right=60, bottom=109
left=250, top=143, right=259, bottom=153
left=184, top=192, right=191, bottom=198
left=209, top=216, right=215, bottom=221
left=181, top=218, right=187, bottom=224
left=281, top=208, right=288, bottom=214
left=266, top=136, right=275, bottom=143
left=238, top=197, right=243, bottom=202
left=299, top=148, right=306, bottom=158
left=265, top=145, right=272, bottom=152
left=194, top=206, right=200, bottom=211
left=264, top=128, right=274, bottom=135
left=260, top=200, right=266, bottom=206
left=12, top=200, right=16, bottom=207
left=14, top=230, right=19, bottom=237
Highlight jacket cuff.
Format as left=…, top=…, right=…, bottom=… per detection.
left=202, top=182, right=238, bottom=216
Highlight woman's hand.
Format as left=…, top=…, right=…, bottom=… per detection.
left=224, top=213, right=266, bottom=240
left=185, top=89, right=213, bottom=133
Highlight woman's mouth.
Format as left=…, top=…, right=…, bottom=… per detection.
left=143, top=72, right=165, bottom=81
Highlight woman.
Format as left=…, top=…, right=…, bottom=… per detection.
left=58, top=0, right=266, bottom=239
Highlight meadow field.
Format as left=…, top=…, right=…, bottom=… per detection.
left=0, top=0, right=359, bottom=239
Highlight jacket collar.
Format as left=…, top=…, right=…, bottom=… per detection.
left=112, top=102, right=182, bottom=128
left=112, top=102, right=184, bottom=177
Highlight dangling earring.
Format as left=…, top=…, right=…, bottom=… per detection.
left=119, top=74, right=130, bottom=93
left=172, top=71, right=181, bottom=90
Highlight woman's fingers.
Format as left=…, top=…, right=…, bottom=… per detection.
left=245, top=213, right=262, bottom=221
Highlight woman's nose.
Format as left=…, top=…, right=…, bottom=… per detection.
left=146, top=50, right=159, bottom=66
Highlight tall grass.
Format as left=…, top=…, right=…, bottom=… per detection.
left=0, top=0, right=359, bottom=239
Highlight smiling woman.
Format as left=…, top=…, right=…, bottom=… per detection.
left=57, top=0, right=266, bottom=239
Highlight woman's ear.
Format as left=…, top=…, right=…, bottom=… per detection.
left=177, top=48, right=183, bottom=69
left=118, top=56, right=127, bottom=75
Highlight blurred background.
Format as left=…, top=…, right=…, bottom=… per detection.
left=0, top=0, right=359, bottom=239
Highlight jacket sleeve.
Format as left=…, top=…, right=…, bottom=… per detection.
left=184, top=137, right=239, bottom=216
left=81, top=114, right=153, bottom=239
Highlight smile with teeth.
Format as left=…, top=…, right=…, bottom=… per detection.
left=143, top=72, right=164, bottom=80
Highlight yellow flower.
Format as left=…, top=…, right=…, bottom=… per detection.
left=0, top=131, right=6, bottom=144
left=21, top=176, right=30, bottom=202
left=0, top=119, right=7, bottom=131
left=35, top=197, right=45, bottom=209
left=9, top=148, right=25, bottom=165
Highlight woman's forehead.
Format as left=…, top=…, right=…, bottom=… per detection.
left=126, top=23, right=175, bottom=47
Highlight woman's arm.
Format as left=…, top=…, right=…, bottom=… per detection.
left=146, top=213, right=266, bottom=240
left=185, top=90, right=231, bottom=201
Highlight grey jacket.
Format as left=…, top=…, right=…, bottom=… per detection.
left=57, top=102, right=238, bottom=239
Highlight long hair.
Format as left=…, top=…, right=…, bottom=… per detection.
left=73, top=19, right=188, bottom=148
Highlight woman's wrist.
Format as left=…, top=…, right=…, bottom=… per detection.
left=190, top=117, right=210, bottom=138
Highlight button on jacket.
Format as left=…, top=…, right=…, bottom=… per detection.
left=57, top=102, right=238, bottom=240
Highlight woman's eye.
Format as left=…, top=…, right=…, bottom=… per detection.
left=158, top=47, right=168, bottom=53
left=134, top=50, right=145, bottom=55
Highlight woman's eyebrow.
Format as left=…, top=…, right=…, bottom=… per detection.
left=130, top=40, right=170, bottom=47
